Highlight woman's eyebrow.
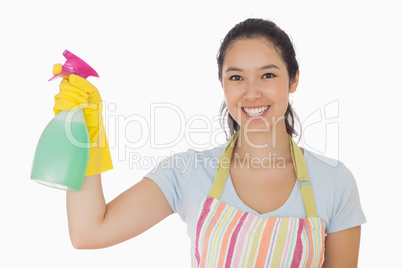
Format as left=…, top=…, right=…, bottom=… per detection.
left=260, top=64, right=280, bottom=70
left=225, top=67, right=242, bottom=73
left=225, top=64, right=280, bottom=73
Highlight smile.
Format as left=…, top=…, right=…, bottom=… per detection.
left=242, top=105, right=270, bottom=117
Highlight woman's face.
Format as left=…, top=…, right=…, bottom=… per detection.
left=221, top=38, right=299, bottom=132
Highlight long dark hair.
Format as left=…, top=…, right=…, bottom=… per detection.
left=217, top=18, right=302, bottom=140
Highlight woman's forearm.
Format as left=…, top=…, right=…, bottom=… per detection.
left=66, top=174, right=106, bottom=248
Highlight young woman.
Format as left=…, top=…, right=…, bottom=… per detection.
left=60, top=18, right=366, bottom=267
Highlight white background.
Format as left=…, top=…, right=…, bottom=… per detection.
left=1, top=0, right=400, bottom=267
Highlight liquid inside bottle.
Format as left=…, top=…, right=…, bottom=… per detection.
left=31, top=109, right=90, bottom=191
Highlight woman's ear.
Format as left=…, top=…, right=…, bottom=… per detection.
left=289, top=70, right=300, bottom=93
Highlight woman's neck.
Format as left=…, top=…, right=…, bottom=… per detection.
left=232, top=122, right=293, bottom=169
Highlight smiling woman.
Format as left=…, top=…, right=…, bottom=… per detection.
left=64, top=18, right=366, bottom=268
left=218, top=19, right=301, bottom=141
left=222, top=38, right=296, bottom=138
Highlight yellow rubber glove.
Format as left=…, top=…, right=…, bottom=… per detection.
left=53, top=65, right=113, bottom=176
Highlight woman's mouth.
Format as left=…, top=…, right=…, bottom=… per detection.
left=242, top=105, right=270, bottom=117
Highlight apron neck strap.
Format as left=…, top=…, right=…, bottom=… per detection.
left=209, top=132, right=318, bottom=218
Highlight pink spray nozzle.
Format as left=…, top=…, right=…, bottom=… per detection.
left=48, top=50, right=99, bottom=81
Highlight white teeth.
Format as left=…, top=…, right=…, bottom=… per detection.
left=243, top=106, right=269, bottom=116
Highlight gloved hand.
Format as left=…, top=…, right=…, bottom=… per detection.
left=52, top=64, right=113, bottom=176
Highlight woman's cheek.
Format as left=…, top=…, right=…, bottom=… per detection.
left=224, top=86, right=242, bottom=105
left=224, top=95, right=242, bottom=123
left=264, top=82, right=286, bottom=99
left=225, top=97, right=239, bottom=117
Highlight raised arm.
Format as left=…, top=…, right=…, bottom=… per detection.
left=51, top=70, right=173, bottom=249
left=67, top=175, right=173, bottom=249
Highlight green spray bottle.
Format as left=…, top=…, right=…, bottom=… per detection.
left=31, top=50, right=99, bottom=191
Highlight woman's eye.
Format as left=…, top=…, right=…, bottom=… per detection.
left=262, top=73, right=275, bottom=79
left=230, top=75, right=243, bottom=81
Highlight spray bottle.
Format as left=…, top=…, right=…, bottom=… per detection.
left=31, top=50, right=99, bottom=191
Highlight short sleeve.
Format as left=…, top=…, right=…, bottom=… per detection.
left=143, top=149, right=195, bottom=215
left=327, top=162, right=366, bottom=233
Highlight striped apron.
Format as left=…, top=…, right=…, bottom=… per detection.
left=192, top=132, right=325, bottom=267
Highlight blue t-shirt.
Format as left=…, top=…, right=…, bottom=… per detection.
left=144, top=142, right=366, bottom=238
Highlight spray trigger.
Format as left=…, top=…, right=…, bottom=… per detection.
left=48, top=50, right=99, bottom=81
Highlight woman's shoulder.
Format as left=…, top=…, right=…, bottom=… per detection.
left=303, top=148, right=340, bottom=169
left=303, top=149, right=366, bottom=232
left=303, top=148, right=357, bottom=190
left=304, top=148, right=351, bottom=174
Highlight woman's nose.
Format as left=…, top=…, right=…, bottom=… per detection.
left=243, top=80, right=262, bottom=100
